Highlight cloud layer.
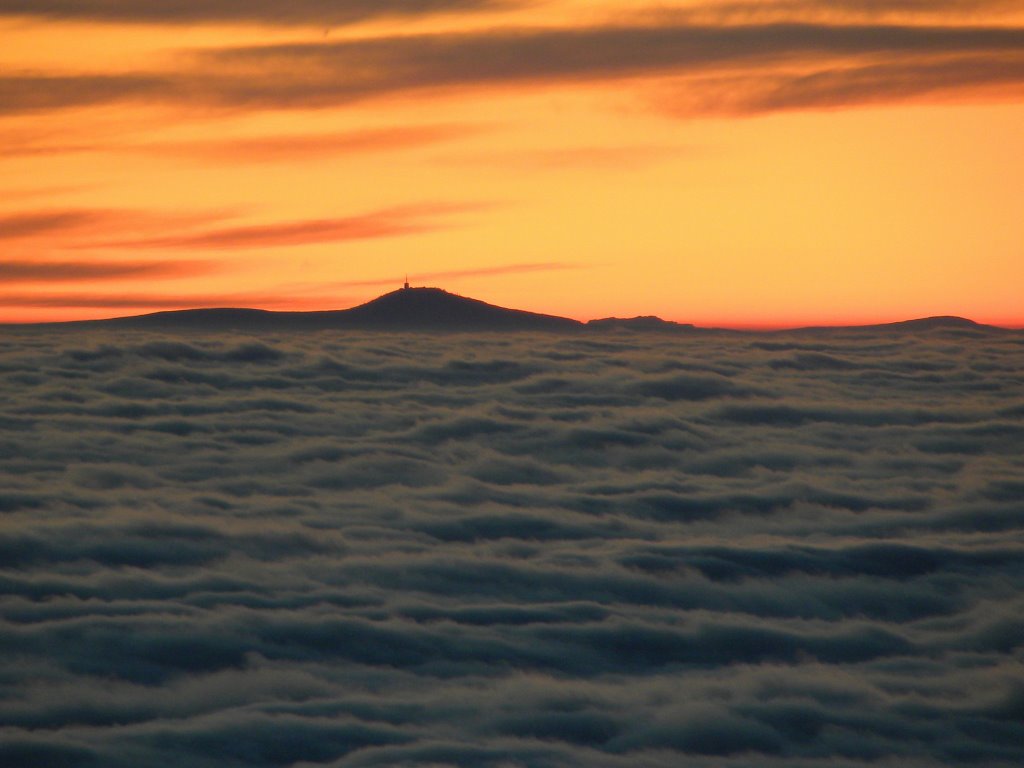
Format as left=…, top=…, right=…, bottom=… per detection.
left=89, top=204, right=478, bottom=251
left=3, top=19, right=1023, bottom=117
left=1, top=325, right=1022, bottom=766
left=0, top=0, right=507, bottom=25
left=0, top=260, right=212, bottom=281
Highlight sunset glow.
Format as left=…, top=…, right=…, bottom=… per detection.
left=2, top=1, right=1023, bottom=325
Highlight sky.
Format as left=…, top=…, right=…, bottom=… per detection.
left=1, top=0, right=1023, bottom=326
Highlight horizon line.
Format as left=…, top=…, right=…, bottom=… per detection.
left=1, top=285, right=1021, bottom=331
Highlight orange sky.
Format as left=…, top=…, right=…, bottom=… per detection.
left=2, top=1, right=1023, bottom=326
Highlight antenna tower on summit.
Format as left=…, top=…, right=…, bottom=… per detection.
left=403, top=275, right=410, bottom=290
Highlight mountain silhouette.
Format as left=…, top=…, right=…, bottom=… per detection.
left=794, top=315, right=1008, bottom=334
left=334, top=287, right=581, bottom=330
left=71, top=287, right=583, bottom=332
left=5, top=289, right=1014, bottom=334
left=865, top=316, right=988, bottom=331
left=586, top=316, right=697, bottom=332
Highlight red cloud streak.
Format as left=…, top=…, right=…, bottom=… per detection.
left=87, top=203, right=484, bottom=250
left=0, top=259, right=212, bottom=281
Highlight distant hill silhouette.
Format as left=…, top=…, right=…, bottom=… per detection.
left=794, top=315, right=1009, bottom=334
left=864, top=316, right=987, bottom=331
left=586, top=316, right=697, bottom=332
left=335, top=287, right=581, bottom=330
left=5, top=290, right=1016, bottom=334
left=62, top=287, right=583, bottom=332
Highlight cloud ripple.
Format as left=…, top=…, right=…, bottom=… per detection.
left=0, top=326, right=1022, bottom=766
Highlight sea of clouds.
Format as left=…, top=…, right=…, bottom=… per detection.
left=1, top=325, right=1022, bottom=767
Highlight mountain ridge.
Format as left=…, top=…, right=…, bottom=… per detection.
left=38, top=287, right=582, bottom=332
left=2, top=288, right=1015, bottom=333
left=792, top=315, right=1012, bottom=334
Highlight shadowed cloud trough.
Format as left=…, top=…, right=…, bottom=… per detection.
left=1, top=320, right=1022, bottom=766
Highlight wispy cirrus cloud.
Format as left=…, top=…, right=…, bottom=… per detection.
left=2, top=0, right=1016, bottom=27
left=198, top=22, right=1024, bottom=109
left=0, top=208, right=226, bottom=241
left=0, top=259, right=213, bottom=281
left=0, top=74, right=170, bottom=115
left=0, top=209, right=102, bottom=239
left=0, top=0, right=512, bottom=25
left=2, top=22, right=1022, bottom=118
left=87, top=203, right=485, bottom=250
left=688, top=55, right=1024, bottom=114
left=0, top=290, right=345, bottom=309
left=138, top=123, right=486, bottom=164
left=644, top=0, right=1024, bottom=23
left=0, top=203, right=479, bottom=253
left=1, top=124, right=483, bottom=163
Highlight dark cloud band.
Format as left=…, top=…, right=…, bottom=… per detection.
left=0, top=0, right=508, bottom=25
left=0, top=260, right=212, bottom=281
left=3, top=22, right=1023, bottom=116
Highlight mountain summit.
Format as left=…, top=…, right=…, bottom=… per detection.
left=330, top=287, right=581, bottom=330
